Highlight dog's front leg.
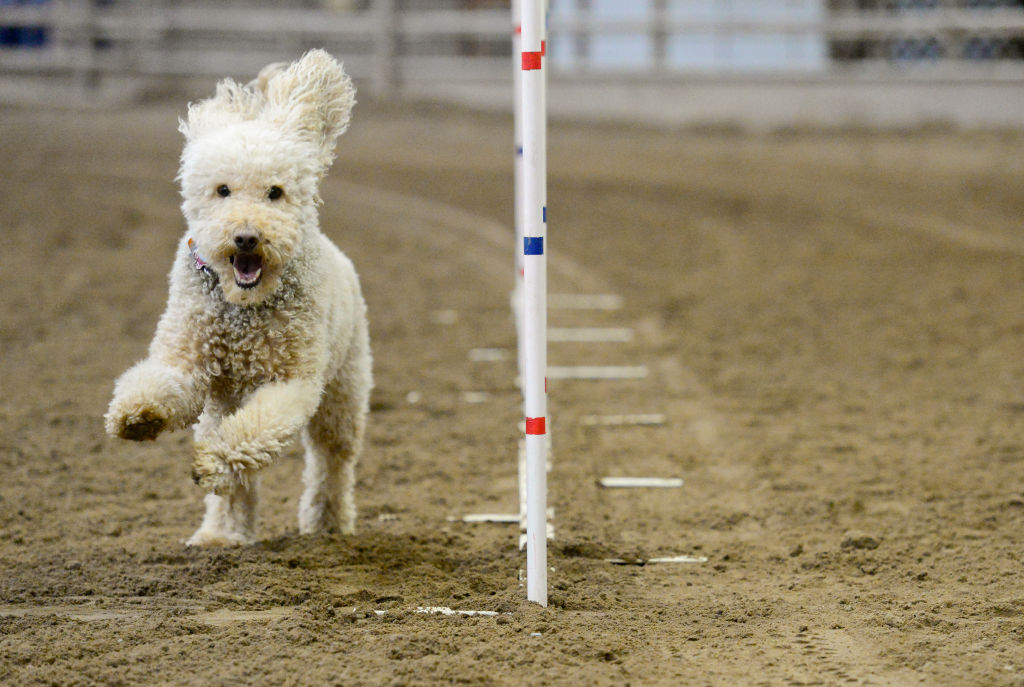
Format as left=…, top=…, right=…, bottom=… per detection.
left=106, top=279, right=208, bottom=442
left=191, top=377, right=323, bottom=493
left=105, top=359, right=205, bottom=441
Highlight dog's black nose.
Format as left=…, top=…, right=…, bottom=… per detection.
left=234, top=233, right=259, bottom=252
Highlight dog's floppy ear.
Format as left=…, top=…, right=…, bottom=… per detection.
left=261, top=49, right=356, bottom=169
left=178, top=78, right=264, bottom=142
left=248, top=60, right=288, bottom=94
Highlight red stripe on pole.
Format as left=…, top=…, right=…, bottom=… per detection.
left=541, top=40, right=546, bottom=56
left=525, top=417, right=546, bottom=435
left=514, top=24, right=522, bottom=35
left=522, top=51, right=542, bottom=70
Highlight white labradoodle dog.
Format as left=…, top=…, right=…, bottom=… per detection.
left=105, top=50, right=372, bottom=547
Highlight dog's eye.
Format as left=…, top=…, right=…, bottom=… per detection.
left=268, top=186, right=284, bottom=201
left=216, top=185, right=231, bottom=198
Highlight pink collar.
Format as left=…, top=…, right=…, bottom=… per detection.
left=187, top=237, right=214, bottom=277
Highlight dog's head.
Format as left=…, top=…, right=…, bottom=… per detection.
left=177, top=49, right=355, bottom=306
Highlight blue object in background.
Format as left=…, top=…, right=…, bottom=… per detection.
left=0, top=0, right=50, bottom=48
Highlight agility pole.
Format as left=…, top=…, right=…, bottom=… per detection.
left=516, top=0, right=548, bottom=607
left=513, top=0, right=526, bottom=387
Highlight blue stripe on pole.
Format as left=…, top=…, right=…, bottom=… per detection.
left=524, top=236, right=544, bottom=255
left=516, top=145, right=523, bottom=156
left=543, top=206, right=547, bottom=223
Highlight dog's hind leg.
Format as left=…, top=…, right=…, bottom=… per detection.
left=297, top=425, right=354, bottom=535
left=298, top=342, right=370, bottom=536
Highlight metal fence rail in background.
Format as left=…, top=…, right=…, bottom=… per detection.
left=1, top=0, right=1023, bottom=127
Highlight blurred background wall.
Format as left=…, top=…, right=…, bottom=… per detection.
left=1, top=0, right=1022, bottom=128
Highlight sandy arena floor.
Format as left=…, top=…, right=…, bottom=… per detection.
left=1, top=99, right=1023, bottom=686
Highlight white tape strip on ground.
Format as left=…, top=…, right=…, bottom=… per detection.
left=598, top=477, right=684, bottom=488
left=370, top=607, right=501, bottom=617
left=548, top=366, right=649, bottom=380
left=548, top=293, right=623, bottom=310
left=416, top=607, right=500, bottom=617
left=606, top=555, right=708, bottom=565
left=468, top=348, right=510, bottom=362
left=449, top=513, right=521, bottom=524
left=548, top=327, right=633, bottom=343
left=579, top=413, right=666, bottom=427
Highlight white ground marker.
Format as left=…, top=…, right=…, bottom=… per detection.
left=548, top=327, right=633, bottom=343
left=370, top=607, right=501, bottom=618
left=548, top=365, right=649, bottom=380
left=430, top=309, right=458, bottom=325
left=647, top=555, right=708, bottom=564
left=548, top=294, right=624, bottom=310
left=580, top=413, right=667, bottom=427
left=606, top=555, right=708, bottom=565
left=416, top=607, right=500, bottom=617
left=469, top=348, right=510, bottom=362
left=599, top=477, right=684, bottom=489
left=448, top=513, right=521, bottom=524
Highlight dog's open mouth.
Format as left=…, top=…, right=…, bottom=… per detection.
left=230, top=253, right=263, bottom=289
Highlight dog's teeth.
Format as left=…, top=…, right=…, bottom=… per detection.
left=234, top=267, right=262, bottom=288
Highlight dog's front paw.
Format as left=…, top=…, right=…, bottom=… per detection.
left=191, top=442, right=252, bottom=494
left=191, top=466, right=233, bottom=494
left=107, top=405, right=169, bottom=442
left=191, top=454, right=231, bottom=495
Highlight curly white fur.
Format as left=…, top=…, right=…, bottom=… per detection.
left=105, top=50, right=371, bottom=546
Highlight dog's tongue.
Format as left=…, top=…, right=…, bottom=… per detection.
left=234, top=253, right=262, bottom=281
